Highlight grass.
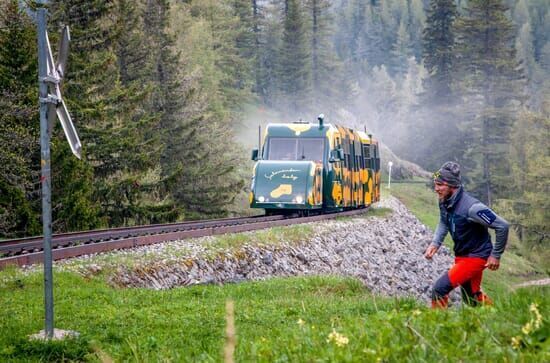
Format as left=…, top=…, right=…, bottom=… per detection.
left=1, top=183, right=548, bottom=362
left=205, top=224, right=314, bottom=251
left=1, top=273, right=548, bottom=362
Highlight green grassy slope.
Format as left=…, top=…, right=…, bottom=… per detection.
left=0, top=184, right=547, bottom=362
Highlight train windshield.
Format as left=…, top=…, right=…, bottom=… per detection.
left=267, top=137, right=325, bottom=162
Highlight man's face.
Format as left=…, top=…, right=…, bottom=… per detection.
left=434, top=181, right=456, bottom=201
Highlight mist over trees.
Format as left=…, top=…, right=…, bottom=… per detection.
left=0, top=0, right=548, bottom=250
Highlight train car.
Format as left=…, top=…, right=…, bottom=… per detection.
left=249, top=115, right=380, bottom=214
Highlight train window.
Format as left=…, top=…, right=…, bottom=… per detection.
left=363, top=145, right=371, bottom=159
left=267, top=137, right=325, bottom=162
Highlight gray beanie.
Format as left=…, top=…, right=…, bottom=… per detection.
left=434, top=162, right=461, bottom=187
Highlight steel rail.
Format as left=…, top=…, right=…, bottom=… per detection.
left=0, top=207, right=369, bottom=269
left=0, top=215, right=281, bottom=256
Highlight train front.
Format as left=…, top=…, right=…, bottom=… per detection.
left=249, top=123, right=325, bottom=213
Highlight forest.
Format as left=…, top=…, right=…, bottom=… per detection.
left=0, top=0, right=548, bottom=257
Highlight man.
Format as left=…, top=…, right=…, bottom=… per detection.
left=424, top=162, right=509, bottom=308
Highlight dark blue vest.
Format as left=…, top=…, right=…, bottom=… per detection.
left=439, top=188, right=493, bottom=258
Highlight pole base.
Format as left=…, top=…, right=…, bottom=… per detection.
left=29, top=329, right=80, bottom=341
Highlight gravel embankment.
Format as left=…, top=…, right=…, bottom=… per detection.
left=57, top=196, right=457, bottom=303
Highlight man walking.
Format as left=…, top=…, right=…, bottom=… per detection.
left=425, top=162, right=509, bottom=308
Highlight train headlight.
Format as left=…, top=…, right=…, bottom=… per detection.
left=258, top=196, right=265, bottom=203
left=295, top=195, right=303, bottom=204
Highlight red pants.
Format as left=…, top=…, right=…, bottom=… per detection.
left=431, top=257, right=493, bottom=308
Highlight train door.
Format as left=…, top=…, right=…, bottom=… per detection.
left=349, top=139, right=357, bottom=207
left=374, top=143, right=380, bottom=202
left=343, top=137, right=351, bottom=207
left=356, top=139, right=364, bottom=206
left=358, top=141, right=366, bottom=206
left=330, top=135, right=344, bottom=208
left=338, top=127, right=351, bottom=207
left=351, top=138, right=362, bottom=207
left=363, top=142, right=372, bottom=205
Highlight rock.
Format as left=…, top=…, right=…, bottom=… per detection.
left=58, top=196, right=460, bottom=305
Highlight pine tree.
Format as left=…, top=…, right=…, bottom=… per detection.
left=390, top=18, right=414, bottom=75
left=306, top=0, right=345, bottom=110
left=160, top=0, right=246, bottom=218
left=508, top=108, right=549, bottom=247
left=408, top=0, right=426, bottom=60
left=422, top=0, right=458, bottom=103
left=278, top=0, right=312, bottom=113
left=232, top=0, right=256, bottom=97
left=455, top=0, right=525, bottom=205
left=255, top=1, right=283, bottom=105
left=0, top=0, right=41, bottom=236
left=49, top=0, right=163, bottom=228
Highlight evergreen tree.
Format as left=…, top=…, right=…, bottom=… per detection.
left=390, top=18, right=414, bottom=75
left=255, top=1, right=283, bottom=106
left=163, top=0, right=246, bottom=218
left=49, top=0, right=161, bottom=227
left=506, top=108, right=549, bottom=248
left=278, top=0, right=312, bottom=113
left=422, top=0, right=458, bottom=103
left=306, top=0, right=345, bottom=110
left=455, top=0, right=525, bottom=205
left=408, top=0, right=426, bottom=60
left=0, top=0, right=41, bottom=237
left=232, top=0, right=256, bottom=96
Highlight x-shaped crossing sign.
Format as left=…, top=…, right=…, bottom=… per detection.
left=40, top=25, right=81, bottom=159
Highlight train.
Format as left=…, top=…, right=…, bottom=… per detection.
left=249, top=115, right=381, bottom=215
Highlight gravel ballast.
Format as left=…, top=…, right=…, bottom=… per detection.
left=57, top=196, right=459, bottom=303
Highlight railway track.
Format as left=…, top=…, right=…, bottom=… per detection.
left=0, top=207, right=369, bottom=269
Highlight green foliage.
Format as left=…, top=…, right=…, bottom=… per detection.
left=500, top=108, right=550, bottom=269
left=306, top=0, right=345, bottom=110
left=454, top=0, right=526, bottom=205
left=422, top=0, right=458, bottom=102
left=390, top=18, right=414, bottom=75
left=0, top=179, right=40, bottom=237
left=0, top=0, right=41, bottom=237
left=278, top=0, right=312, bottom=113
left=51, top=142, right=102, bottom=231
left=167, top=0, right=247, bottom=219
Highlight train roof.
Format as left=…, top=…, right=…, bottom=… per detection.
left=265, top=122, right=378, bottom=143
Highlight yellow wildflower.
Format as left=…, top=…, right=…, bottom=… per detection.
left=531, top=304, right=543, bottom=330
left=327, top=329, right=349, bottom=347
left=521, top=322, right=533, bottom=335
left=511, top=336, right=522, bottom=350
left=297, top=318, right=305, bottom=327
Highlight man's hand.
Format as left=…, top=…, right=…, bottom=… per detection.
left=424, top=245, right=439, bottom=260
left=485, top=256, right=500, bottom=271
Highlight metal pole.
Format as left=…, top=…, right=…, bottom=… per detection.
left=388, top=161, right=393, bottom=189
left=258, top=125, right=262, bottom=160
left=37, top=8, right=54, bottom=339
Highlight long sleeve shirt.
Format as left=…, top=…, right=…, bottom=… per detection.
left=431, top=187, right=509, bottom=259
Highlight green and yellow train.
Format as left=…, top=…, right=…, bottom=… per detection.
left=249, top=116, right=381, bottom=214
